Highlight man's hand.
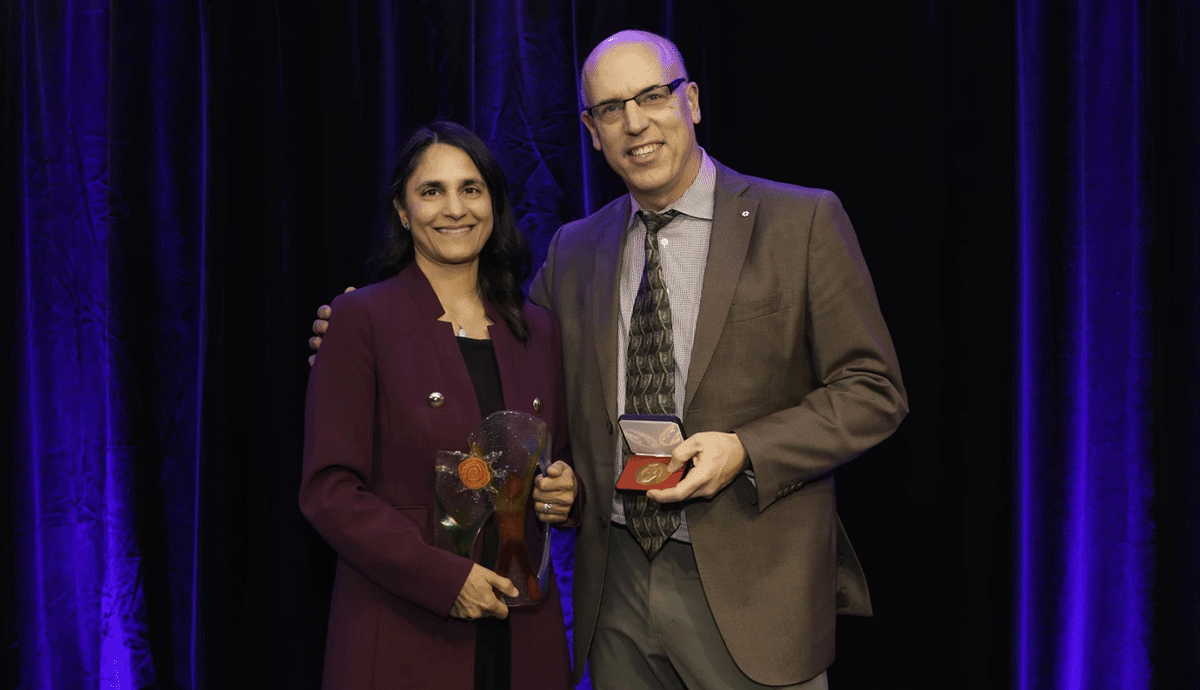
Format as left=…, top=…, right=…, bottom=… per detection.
left=308, top=286, right=356, bottom=366
left=532, top=461, right=577, bottom=525
left=449, top=562, right=518, bottom=620
left=645, top=432, right=747, bottom=503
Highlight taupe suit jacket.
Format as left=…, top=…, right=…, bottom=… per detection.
left=529, top=162, right=908, bottom=685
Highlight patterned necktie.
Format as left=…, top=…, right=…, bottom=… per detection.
left=623, top=209, right=682, bottom=558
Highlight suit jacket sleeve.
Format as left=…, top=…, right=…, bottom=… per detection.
left=528, top=226, right=560, bottom=311
left=735, top=190, right=908, bottom=510
left=531, top=235, right=587, bottom=527
left=299, top=291, right=473, bottom=616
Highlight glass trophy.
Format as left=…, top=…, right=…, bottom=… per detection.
left=433, top=411, right=553, bottom=607
left=433, top=449, right=504, bottom=559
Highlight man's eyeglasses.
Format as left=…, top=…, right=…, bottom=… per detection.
left=583, top=78, right=689, bottom=124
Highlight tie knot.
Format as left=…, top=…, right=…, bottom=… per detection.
left=638, top=209, right=679, bottom=235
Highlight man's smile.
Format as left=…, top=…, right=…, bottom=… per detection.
left=628, top=142, right=664, bottom=158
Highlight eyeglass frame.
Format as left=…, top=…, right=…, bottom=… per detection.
left=582, top=77, right=690, bottom=122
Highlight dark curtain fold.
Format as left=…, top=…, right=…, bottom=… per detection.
left=1149, top=1, right=1200, bottom=688
left=4, top=1, right=1199, bottom=689
left=1016, top=0, right=1154, bottom=686
left=7, top=1, right=209, bottom=687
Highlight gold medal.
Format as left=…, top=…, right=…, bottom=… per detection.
left=634, top=462, right=670, bottom=486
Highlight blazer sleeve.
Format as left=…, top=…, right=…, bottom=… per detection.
left=733, top=190, right=909, bottom=510
left=299, top=291, right=473, bottom=616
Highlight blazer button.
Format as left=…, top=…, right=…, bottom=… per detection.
left=532, top=397, right=542, bottom=412
left=428, top=392, right=445, bottom=408
left=606, top=421, right=613, bottom=434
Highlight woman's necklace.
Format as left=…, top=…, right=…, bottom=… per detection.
left=443, top=302, right=488, bottom=339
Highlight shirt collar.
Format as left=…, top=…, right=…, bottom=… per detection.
left=627, top=149, right=716, bottom=231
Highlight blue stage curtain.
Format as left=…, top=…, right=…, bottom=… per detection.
left=1017, top=1, right=1154, bottom=687
left=8, top=1, right=1200, bottom=688
left=11, top=1, right=211, bottom=688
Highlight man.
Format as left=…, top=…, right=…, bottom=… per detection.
left=314, top=30, right=906, bottom=690
left=529, top=30, right=905, bottom=689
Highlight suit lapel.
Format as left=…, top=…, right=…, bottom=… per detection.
left=591, top=197, right=630, bottom=428
left=685, top=166, right=756, bottom=414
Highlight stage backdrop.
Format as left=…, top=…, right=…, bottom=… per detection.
left=4, top=1, right=1198, bottom=689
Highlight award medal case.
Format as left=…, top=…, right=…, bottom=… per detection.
left=615, top=414, right=687, bottom=492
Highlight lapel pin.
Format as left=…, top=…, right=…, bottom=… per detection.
left=741, top=210, right=749, bottom=217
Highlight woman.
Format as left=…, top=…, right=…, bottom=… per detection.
left=301, top=122, right=577, bottom=690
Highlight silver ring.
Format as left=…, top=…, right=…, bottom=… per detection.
left=543, top=502, right=553, bottom=514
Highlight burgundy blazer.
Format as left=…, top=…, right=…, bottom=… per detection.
left=301, top=263, right=573, bottom=690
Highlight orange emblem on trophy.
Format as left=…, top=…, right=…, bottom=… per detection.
left=458, top=456, right=491, bottom=489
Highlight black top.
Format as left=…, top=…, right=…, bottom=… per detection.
left=456, top=336, right=510, bottom=690
left=458, top=336, right=504, bottom=418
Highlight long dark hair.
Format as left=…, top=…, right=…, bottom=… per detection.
left=377, top=121, right=532, bottom=345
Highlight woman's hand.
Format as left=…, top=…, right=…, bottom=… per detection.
left=450, top=563, right=518, bottom=620
left=532, top=461, right=577, bottom=524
